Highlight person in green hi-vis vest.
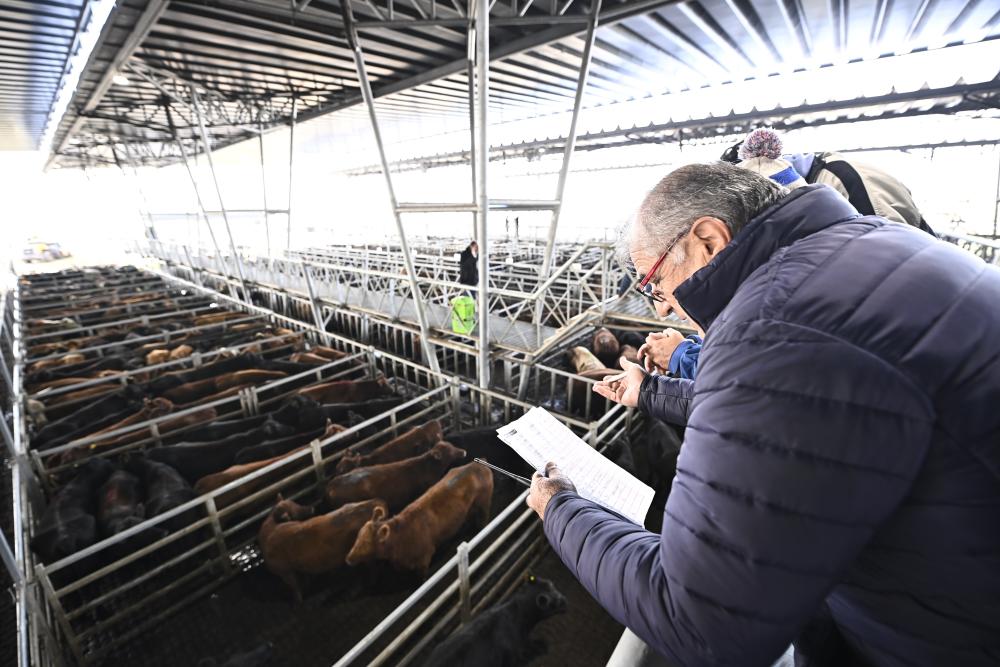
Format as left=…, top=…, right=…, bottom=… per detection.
left=453, top=241, right=479, bottom=334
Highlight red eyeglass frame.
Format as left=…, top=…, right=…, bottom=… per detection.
left=633, top=226, right=690, bottom=303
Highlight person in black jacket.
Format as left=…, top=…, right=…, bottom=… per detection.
left=526, top=162, right=1000, bottom=667
left=458, top=241, right=478, bottom=288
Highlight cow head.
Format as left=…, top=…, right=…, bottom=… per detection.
left=323, top=419, right=347, bottom=438
left=524, top=575, right=568, bottom=618
left=269, top=494, right=314, bottom=524
left=345, top=505, right=390, bottom=566
left=335, top=452, right=361, bottom=474
left=429, top=442, right=466, bottom=466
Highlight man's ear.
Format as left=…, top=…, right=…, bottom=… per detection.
left=688, top=216, right=732, bottom=260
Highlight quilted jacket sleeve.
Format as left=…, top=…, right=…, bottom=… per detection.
left=638, top=375, right=695, bottom=426
left=544, top=320, right=934, bottom=667
left=668, top=336, right=702, bottom=380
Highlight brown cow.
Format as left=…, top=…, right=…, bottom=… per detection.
left=567, top=346, right=604, bottom=374
left=335, top=421, right=443, bottom=474
left=325, top=441, right=465, bottom=512
left=345, top=462, right=493, bottom=574
left=259, top=496, right=388, bottom=600
left=289, top=352, right=331, bottom=366
left=29, top=353, right=87, bottom=374
left=297, top=377, right=391, bottom=404
left=163, top=369, right=287, bottom=404
left=620, top=344, right=640, bottom=365
left=194, top=446, right=307, bottom=496
left=169, top=344, right=194, bottom=360
left=311, top=346, right=347, bottom=361
left=146, top=349, right=170, bottom=366
left=61, top=405, right=218, bottom=464
left=592, top=328, right=621, bottom=367
left=194, top=311, right=244, bottom=327
left=45, top=384, right=119, bottom=407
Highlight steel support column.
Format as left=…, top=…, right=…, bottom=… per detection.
left=172, top=125, right=240, bottom=302
left=259, top=120, right=272, bottom=257
left=467, top=30, right=478, bottom=241
left=189, top=84, right=252, bottom=304
left=533, top=0, right=601, bottom=329
left=287, top=96, right=298, bottom=252
left=341, top=3, right=441, bottom=375
left=474, top=0, right=491, bottom=391
left=301, top=260, right=330, bottom=342
left=118, top=141, right=157, bottom=241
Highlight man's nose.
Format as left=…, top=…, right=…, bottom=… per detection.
left=655, top=301, right=672, bottom=318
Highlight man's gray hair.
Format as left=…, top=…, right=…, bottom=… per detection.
left=621, top=162, right=789, bottom=265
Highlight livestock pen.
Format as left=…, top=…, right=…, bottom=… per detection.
left=15, top=265, right=636, bottom=666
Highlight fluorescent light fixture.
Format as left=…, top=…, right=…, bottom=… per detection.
left=39, top=0, right=117, bottom=154
left=112, top=74, right=130, bottom=86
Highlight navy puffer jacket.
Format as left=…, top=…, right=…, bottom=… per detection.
left=544, top=185, right=1000, bottom=667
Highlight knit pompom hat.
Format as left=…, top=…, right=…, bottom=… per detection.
left=735, top=128, right=807, bottom=189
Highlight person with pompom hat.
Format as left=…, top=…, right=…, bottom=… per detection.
left=724, top=127, right=935, bottom=235
left=641, top=128, right=936, bottom=382
left=733, top=128, right=809, bottom=189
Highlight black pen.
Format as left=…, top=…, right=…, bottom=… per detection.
left=473, top=458, right=532, bottom=487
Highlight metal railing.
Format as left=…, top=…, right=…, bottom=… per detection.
left=940, top=230, right=1000, bottom=265
left=16, top=265, right=639, bottom=666
left=144, top=240, right=627, bottom=349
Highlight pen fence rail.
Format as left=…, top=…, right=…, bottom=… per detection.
left=17, top=267, right=451, bottom=666
left=33, top=384, right=452, bottom=665
left=331, top=391, right=644, bottom=667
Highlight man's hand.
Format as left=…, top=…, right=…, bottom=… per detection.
left=592, top=358, right=645, bottom=408
left=527, top=462, right=577, bottom=520
left=637, top=329, right=687, bottom=374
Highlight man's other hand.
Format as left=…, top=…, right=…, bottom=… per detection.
left=637, top=329, right=686, bottom=374
left=593, top=358, right=645, bottom=408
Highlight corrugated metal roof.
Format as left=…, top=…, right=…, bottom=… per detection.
left=46, top=0, right=1000, bottom=168
left=0, top=0, right=93, bottom=151
left=336, top=40, right=1000, bottom=172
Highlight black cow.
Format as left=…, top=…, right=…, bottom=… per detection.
left=232, top=425, right=329, bottom=465
left=33, top=387, right=144, bottom=448
left=126, top=457, right=196, bottom=529
left=273, top=395, right=406, bottom=431
left=30, top=458, right=115, bottom=563
left=147, top=418, right=295, bottom=482
left=97, top=468, right=169, bottom=559
left=175, top=414, right=270, bottom=442
left=197, top=641, right=273, bottom=667
left=97, top=470, right=145, bottom=536
left=423, top=576, right=567, bottom=666
left=629, top=418, right=683, bottom=533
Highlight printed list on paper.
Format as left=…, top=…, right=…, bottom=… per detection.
left=496, top=407, right=655, bottom=525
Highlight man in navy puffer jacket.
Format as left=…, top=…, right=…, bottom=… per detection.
left=527, top=162, right=1000, bottom=666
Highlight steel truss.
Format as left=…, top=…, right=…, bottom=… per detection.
left=343, top=81, right=1000, bottom=175
left=342, top=0, right=603, bottom=389
left=146, top=240, right=629, bottom=354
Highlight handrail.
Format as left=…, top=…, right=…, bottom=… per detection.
left=940, top=230, right=1000, bottom=249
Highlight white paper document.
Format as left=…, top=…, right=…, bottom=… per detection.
left=496, top=407, right=655, bottom=525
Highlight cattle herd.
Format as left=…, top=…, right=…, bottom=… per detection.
left=14, top=267, right=670, bottom=666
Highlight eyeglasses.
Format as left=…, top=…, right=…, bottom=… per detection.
left=633, top=226, right=690, bottom=304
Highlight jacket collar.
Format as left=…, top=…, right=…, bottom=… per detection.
left=674, top=184, right=860, bottom=331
